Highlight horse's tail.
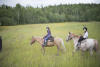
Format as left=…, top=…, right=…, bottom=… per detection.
left=61, top=39, right=66, bottom=51
left=94, top=40, right=99, bottom=52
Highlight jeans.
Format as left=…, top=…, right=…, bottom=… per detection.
left=43, top=35, right=51, bottom=46
left=77, top=36, right=86, bottom=47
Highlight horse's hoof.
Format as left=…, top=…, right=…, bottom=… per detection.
left=56, top=54, right=59, bottom=56
left=72, top=54, right=74, bottom=57
left=72, top=52, right=74, bottom=56
left=81, top=53, right=84, bottom=56
left=43, top=54, right=45, bottom=56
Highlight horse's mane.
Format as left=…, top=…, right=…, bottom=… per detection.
left=33, top=36, right=43, bottom=39
left=71, top=33, right=80, bottom=38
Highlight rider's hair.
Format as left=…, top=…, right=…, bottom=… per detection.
left=46, top=26, right=49, bottom=29
left=83, top=26, right=87, bottom=31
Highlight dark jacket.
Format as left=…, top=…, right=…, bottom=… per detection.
left=44, top=29, right=51, bottom=38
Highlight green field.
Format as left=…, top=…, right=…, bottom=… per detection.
left=0, top=22, right=100, bottom=67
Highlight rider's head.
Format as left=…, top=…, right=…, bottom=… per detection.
left=83, top=26, right=87, bottom=32
left=46, top=26, right=49, bottom=30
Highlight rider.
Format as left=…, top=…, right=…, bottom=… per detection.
left=43, top=26, right=51, bottom=46
left=77, top=26, right=88, bottom=47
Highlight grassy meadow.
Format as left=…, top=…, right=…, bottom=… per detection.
left=0, top=22, right=100, bottom=67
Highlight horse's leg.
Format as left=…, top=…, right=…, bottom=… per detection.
left=42, top=46, right=45, bottom=56
left=59, top=45, right=64, bottom=53
left=72, top=45, right=78, bottom=55
left=80, top=49, right=85, bottom=56
left=72, top=49, right=76, bottom=56
left=90, top=48, right=93, bottom=56
left=56, top=45, right=60, bottom=56
left=61, top=48, right=64, bottom=53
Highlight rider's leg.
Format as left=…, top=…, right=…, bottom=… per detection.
left=77, top=36, right=83, bottom=47
left=45, top=39, right=48, bottom=45
left=89, top=47, right=93, bottom=56
left=43, top=39, right=46, bottom=46
left=44, top=35, right=51, bottom=45
left=43, top=38, right=48, bottom=46
left=78, top=38, right=86, bottom=46
left=43, top=35, right=51, bottom=46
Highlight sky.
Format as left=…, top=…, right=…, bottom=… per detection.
left=0, top=0, right=100, bottom=7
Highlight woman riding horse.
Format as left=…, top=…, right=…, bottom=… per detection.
left=66, top=32, right=99, bottom=55
left=43, top=26, right=52, bottom=46
left=77, top=26, right=88, bottom=47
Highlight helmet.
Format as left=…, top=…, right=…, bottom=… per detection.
left=83, top=26, right=87, bottom=31
left=46, top=26, right=49, bottom=29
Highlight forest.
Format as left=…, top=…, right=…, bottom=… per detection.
left=0, top=4, right=100, bottom=26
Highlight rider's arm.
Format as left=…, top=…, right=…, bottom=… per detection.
left=83, top=32, right=88, bottom=38
left=44, top=29, right=50, bottom=38
left=48, top=29, right=51, bottom=35
left=44, top=29, right=51, bottom=38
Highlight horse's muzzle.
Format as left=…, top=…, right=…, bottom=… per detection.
left=66, top=39, right=68, bottom=42
left=30, top=43, right=32, bottom=45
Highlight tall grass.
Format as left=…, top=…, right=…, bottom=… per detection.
left=0, top=22, right=100, bottom=67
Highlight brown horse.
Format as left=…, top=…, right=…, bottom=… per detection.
left=30, top=36, right=66, bottom=55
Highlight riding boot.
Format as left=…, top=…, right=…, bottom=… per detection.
left=77, top=42, right=81, bottom=47
left=43, top=40, right=47, bottom=46
left=45, top=41, right=47, bottom=46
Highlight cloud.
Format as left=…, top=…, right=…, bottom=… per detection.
left=0, top=0, right=100, bottom=7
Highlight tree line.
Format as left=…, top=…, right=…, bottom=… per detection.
left=0, top=4, right=100, bottom=26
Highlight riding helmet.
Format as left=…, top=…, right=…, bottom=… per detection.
left=83, top=26, right=87, bottom=31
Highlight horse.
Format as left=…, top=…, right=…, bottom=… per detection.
left=30, top=36, right=66, bottom=55
left=0, top=36, right=2, bottom=52
left=66, top=32, right=99, bottom=56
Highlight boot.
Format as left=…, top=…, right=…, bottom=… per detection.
left=77, top=42, right=81, bottom=48
left=43, top=40, right=47, bottom=46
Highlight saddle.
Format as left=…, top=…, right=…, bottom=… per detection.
left=48, top=36, right=54, bottom=42
left=81, top=38, right=87, bottom=43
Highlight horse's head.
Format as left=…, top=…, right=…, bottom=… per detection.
left=66, top=32, right=80, bottom=42
left=66, top=32, right=73, bottom=42
left=30, top=36, right=36, bottom=45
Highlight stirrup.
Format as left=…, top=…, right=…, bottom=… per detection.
left=78, top=44, right=81, bottom=47
left=42, top=43, right=46, bottom=47
left=77, top=42, right=80, bottom=46
left=42, top=44, right=45, bottom=47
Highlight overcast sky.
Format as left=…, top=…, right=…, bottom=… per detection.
left=0, top=0, right=100, bottom=7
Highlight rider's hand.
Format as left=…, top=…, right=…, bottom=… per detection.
left=43, top=36, right=45, bottom=39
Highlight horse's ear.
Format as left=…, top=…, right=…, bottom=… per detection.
left=80, top=34, right=82, bottom=36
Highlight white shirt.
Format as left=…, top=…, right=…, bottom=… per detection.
left=83, top=31, right=88, bottom=38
